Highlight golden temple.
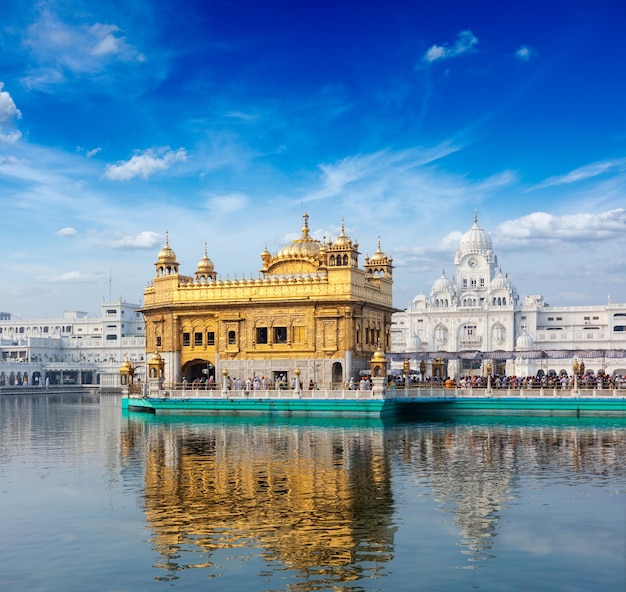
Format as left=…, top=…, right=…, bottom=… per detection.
left=141, top=214, right=395, bottom=388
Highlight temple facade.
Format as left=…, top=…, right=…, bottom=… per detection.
left=141, top=214, right=395, bottom=388
left=391, top=215, right=626, bottom=379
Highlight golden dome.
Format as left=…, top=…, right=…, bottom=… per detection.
left=333, top=219, right=351, bottom=247
left=149, top=351, right=162, bottom=363
left=371, top=347, right=387, bottom=363
left=196, top=243, right=215, bottom=274
left=261, top=243, right=272, bottom=265
left=368, top=237, right=387, bottom=264
left=276, top=213, right=322, bottom=259
left=157, top=232, right=177, bottom=264
left=120, top=355, right=132, bottom=371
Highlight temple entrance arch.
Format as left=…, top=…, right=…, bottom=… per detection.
left=431, top=358, right=447, bottom=380
left=332, top=362, right=343, bottom=386
left=182, top=359, right=216, bottom=386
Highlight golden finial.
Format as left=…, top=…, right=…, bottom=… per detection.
left=301, top=212, right=310, bottom=237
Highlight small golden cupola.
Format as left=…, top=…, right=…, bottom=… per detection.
left=260, top=243, right=272, bottom=269
left=155, top=232, right=179, bottom=277
left=365, top=237, right=393, bottom=279
left=195, top=243, right=217, bottom=283
left=328, top=219, right=359, bottom=268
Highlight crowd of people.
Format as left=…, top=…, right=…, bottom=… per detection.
left=444, top=372, right=626, bottom=390
left=179, top=370, right=626, bottom=392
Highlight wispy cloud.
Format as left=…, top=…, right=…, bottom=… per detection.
left=535, top=158, right=626, bottom=188
left=22, top=10, right=146, bottom=90
left=104, top=147, right=187, bottom=180
left=422, top=30, right=479, bottom=64
left=205, top=192, right=250, bottom=216
left=0, top=83, right=22, bottom=143
left=107, top=231, right=162, bottom=250
left=48, top=270, right=102, bottom=283
left=303, top=144, right=461, bottom=203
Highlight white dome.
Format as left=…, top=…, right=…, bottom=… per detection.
left=432, top=270, right=453, bottom=294
left=490, top=270, right=512, bottom=291
left=460, top=218, right=491, bottom=251
left=455, top=214, right=493, bottom=262
left=409, top=333, right=422, bottom=351
left=515, top=331, right=534, bottom=351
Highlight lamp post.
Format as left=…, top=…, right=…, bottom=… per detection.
left=221, top=367, right=229, bottom=396
left=486, top=360, right=493, bottom=395
left=294, top=367, right=301, bottom=397
left=313, top=361, right=321, bottom=389
left=403, top=358, right=410, bottom=390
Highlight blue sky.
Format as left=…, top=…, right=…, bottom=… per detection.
left=1, top=0, right=625, bottom=317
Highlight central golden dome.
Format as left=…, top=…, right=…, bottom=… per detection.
left=276, top=213, right=321, bottom=259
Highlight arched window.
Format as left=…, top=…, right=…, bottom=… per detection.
left=228, top=330, right=236, bottom=345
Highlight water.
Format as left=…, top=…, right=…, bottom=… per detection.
left=0, top=393, right=624, bottom=591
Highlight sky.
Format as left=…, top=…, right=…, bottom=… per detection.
left=1, top=0, right=625, bottom=318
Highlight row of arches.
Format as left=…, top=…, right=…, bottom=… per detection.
left=0, top=370, right=97, bottom=386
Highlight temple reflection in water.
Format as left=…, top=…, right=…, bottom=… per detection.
left=123, top=417, right=396, bottom=583
left=120, top=415, right=626, bottom=583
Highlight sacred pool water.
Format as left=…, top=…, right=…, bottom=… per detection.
left=0, top=392, right=624, bottom=591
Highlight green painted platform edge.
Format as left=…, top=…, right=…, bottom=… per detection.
left=122, top=395, right=626, bottom=417
left=123, top=396, right=389, bottom=417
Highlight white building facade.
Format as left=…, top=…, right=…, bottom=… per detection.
left=0, top=298, right=146, bottom=388
left=391, top=216, right=626, bottom=380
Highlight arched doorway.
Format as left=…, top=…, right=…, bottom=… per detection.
left=182, top=359, right=216, bottom=387
left=332, top=362, right=343, bottom=386
left=431, top=358, right=447, bottom=381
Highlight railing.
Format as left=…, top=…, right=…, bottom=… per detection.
left=152, top=387, right=385, bottom=400
left=384, top=385, right=626, bottom=399
left=130, top=382, right=626, bottom=401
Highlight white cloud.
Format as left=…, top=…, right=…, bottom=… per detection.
left=104, top=147, right=187, bottom=180
left=515, top=45, right=536, bottom=61
left=48, top=271, right=101, bottom=283
left=56, top=227, right=77, bottom=237
left=86, top=147, right=102, bottom=158
left=423, top=30, right=479, bottom=64
left=108, top=231, right=162, bottom=250
left=493, top=209, right=626, bottom=244
left=0, top=83, right=22, bottom=143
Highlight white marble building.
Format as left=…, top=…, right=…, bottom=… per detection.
left=391, top=216, right=626, bottom=379
left=0, top=298, right=145, bottom=387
